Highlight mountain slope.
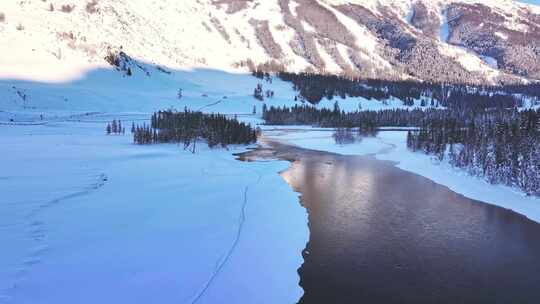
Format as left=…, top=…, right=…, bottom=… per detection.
left=1, top=0, right=540, bottom=84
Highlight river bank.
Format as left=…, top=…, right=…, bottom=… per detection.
left=241, top=137, right=540, bottom=304
left=259, top=128, right=540, bottom=224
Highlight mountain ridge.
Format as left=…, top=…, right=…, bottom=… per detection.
left=1, top=0, right=540, bottom=84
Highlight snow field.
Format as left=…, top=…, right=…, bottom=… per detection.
left=0, top=118, right=308, bottom=304
left=0, top=66, right=439, bottom=123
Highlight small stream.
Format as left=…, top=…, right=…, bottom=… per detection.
left=240, top=139, right=540, bottom=304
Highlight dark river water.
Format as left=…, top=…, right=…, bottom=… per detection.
left=241, top=140, right=540, bottom=304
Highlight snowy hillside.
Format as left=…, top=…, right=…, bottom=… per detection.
left=1, top=0, right=540, bottom=85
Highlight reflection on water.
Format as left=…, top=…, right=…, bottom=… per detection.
left=331, top=128, right=378, bottom=145
left=282, top=154, right=540, bottom=304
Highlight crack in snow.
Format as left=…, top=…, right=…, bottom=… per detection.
left=189, top=172, right=262, bottom=304
left=27, top=173, right=107, bottom=218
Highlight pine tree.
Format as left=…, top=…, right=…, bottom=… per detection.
left=111, top=120, right=118, bottom=134
left=333, top=101, right=340, bottom=113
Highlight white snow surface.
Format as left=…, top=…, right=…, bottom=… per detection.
left=0, top=0, right=535, bottom=84
left=265, top=128, right=540, bottom=224
left=0, top=63, right=439, bottom=121
left=2, top=0, right=540, bottom=301
left=0, top=117, right=308, bottom=304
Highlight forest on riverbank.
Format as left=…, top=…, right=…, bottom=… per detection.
left=262, top=104, right=540, bottom=196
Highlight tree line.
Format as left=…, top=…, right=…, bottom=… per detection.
left=262, top=104, right=461, bottom=130
left=132, top=110, right=259, bottom=150
left=277, top=72, right=539, bottom=110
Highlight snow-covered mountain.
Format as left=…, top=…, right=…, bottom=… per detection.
left=1, top=0, right=540, bottom=84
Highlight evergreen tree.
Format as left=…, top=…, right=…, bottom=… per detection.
left=253, top=84, right=264, bottom=101
left=112, top=120, right=118, bottom=134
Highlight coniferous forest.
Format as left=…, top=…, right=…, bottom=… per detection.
left=277, top=72, right=540, bottom=109
left=131, top=110, right=259, bottom=150
left=407, top=109, right=540, bottom=196
left=264, top=104, right=431, bottom=129
left=263, top=104, right=540, bottom=196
